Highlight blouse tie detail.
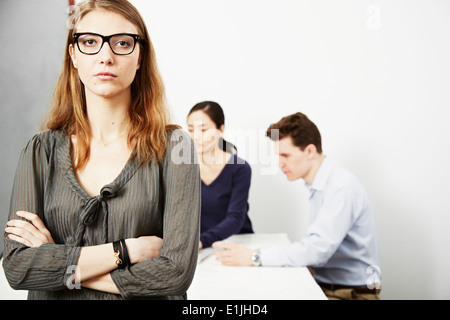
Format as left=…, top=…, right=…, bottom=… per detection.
left=74, top=183, right=121, bottom=246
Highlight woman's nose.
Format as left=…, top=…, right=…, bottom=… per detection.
left=98, top=42, right=115, bottom=64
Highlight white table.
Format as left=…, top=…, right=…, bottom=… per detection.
left=187, top=233, right=327, bottom=300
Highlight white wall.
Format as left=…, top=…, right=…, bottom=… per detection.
left=131, top=0, right=450, bottom=299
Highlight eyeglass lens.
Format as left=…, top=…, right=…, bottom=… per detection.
left=77, top=34, right=137, bottom=55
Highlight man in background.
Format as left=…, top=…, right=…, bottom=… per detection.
left=213, top=112, right=381, bottom=300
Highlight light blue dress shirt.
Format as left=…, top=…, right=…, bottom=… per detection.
left=260, top=157, right=381, bottom=286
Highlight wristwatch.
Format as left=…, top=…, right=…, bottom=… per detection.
left=251, top=249, right=262, bottom=267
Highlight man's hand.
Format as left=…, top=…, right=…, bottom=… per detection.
left=212, top=241, right=254, bottom=266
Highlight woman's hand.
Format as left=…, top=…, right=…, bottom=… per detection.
left=126, top=236, right=163, bottom=264
left=5, top=211, right=55, bottom=247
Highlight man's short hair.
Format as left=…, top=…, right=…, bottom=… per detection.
left=266, top=112, right=322, bottom=153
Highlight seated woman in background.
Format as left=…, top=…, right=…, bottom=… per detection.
left=187, top=101, right=254, bottom=249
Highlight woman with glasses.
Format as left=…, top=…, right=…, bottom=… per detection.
left=3, top=0, right=200, bottom=300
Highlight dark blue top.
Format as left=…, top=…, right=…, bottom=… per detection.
left=200, top=154, right=254, bottom=248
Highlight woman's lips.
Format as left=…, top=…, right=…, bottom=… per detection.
left=95, top=72, right=117, bottom=80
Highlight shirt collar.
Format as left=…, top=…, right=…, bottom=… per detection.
left=305, top=156, right=331, bottom=193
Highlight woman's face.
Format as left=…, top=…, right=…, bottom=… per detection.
left=69, top=9, right=140, bottom=100
left=187, top=111, right=224, bottom=156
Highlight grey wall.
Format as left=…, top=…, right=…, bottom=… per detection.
left=0, top=0, right=68, bottom=256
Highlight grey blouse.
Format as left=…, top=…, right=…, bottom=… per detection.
left=2, top=129, right=201, bottom=300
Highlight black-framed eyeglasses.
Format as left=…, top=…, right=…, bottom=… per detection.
left=73, top=32, right=140, bottom=55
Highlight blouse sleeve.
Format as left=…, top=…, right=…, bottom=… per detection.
left=200, top=161, right=252, bottom=248
left=2, top=132, right=82, bottom=291
left=110, top=129, right=201, bottom=299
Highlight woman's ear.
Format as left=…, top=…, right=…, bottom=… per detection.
left=69, top=44, right=78, bottom=69
left=219, top=124, right=225, bottom=133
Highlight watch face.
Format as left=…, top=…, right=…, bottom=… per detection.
left=251, top=249, right=261, bottom=266
left=252, top=252, right=261, bottom=266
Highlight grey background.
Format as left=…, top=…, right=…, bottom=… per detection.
left=0, top=0, right=68, bottom=256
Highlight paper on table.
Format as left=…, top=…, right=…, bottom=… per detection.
left=197, top=247, right=214, bottom=263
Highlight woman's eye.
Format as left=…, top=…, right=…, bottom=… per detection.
left=116, top=40, right=131, bottom=47
left=83, top=39, right=97, bottom=46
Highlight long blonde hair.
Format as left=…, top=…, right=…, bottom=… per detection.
left=43, top=0, right=178, bottom=170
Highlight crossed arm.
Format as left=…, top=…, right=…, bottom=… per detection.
left=5, top=210, right=162, bottom=294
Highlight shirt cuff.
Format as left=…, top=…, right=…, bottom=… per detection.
left=200, top=234, right=213, bottom=248
left=260, top=247, right=283, bottom=267
left=110, top=269, right=132, bottom=300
